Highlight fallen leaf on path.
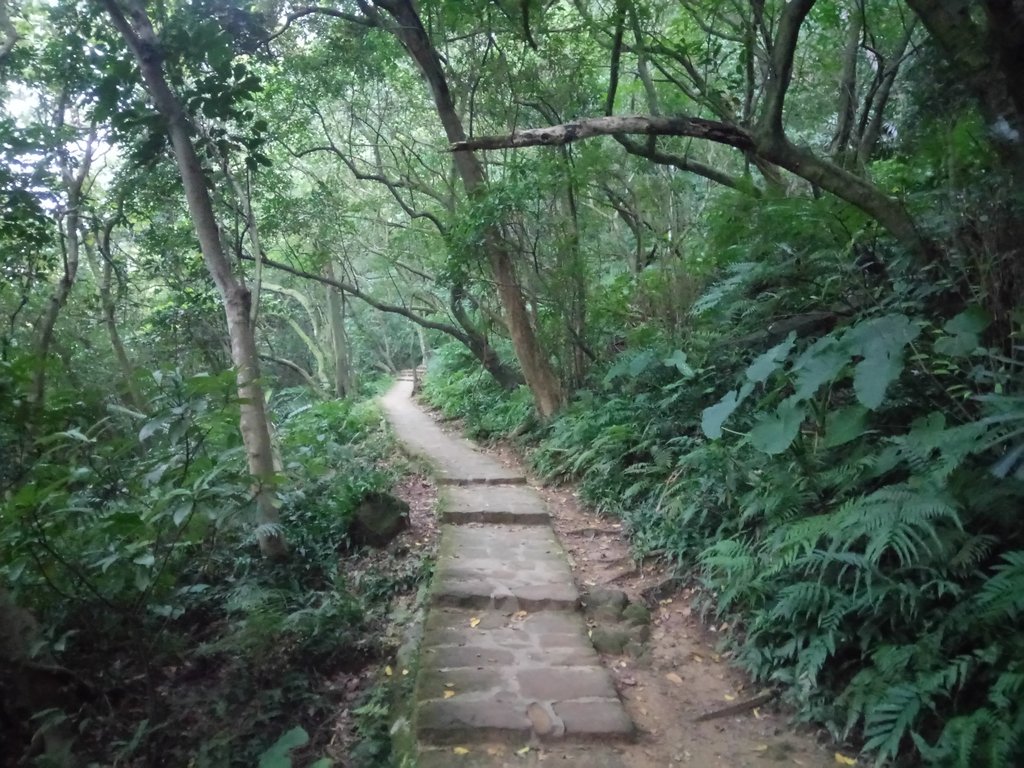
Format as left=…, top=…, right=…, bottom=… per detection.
left=453, top=746, right=470, bottom=755
left=443, top=690, right=456, bottom=699
left=469, top=617, right=481, bottom=628
left=834, top=753, right=857, bottom=765
left=444, top=682, right=455, bottom=688
left=384, top=665, right=393, bottom=677
left=516, top=745, right=530, bottom=756
left=665, top=672, right=684, bottom=684
left=692, top=654, right=704, bottom=663
left=512, top=610, right=528, bottom=621
left=754, top=745, right=768, bottom=752
left=753, top=707, right=762, bottom=719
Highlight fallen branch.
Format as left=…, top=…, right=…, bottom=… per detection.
left=693, top=690, right=780, bottom=723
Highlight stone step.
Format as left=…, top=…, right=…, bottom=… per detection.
left=417, top=745, right=628, bottom=768
left=441, top=485, right=550, bottom=525
left=414, top=606, right=635, bottom=746
left=433, top=524, right=579, bottom=610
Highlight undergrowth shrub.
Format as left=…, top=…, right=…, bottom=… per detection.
left=421, top=342, right=532, bottom=439
left=0, top=373, right=416, bottom=767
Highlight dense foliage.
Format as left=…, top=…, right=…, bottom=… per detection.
left=1, top=372, right=422, bottom=765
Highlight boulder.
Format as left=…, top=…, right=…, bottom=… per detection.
left=585, top=587, right=629, bottom=621
left=622, top=602, right=651, bottom=627
left=590, top=627, right=631, bottom=654
left=350, top=491, right=410, bottom=547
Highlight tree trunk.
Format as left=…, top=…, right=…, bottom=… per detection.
left=323, top=261, right=355, bottom=398
left=829, top=9, right=861, bottom=163
left=83, top=228, right=146, bottom=412
left=102, top=0, right=286, bottom=558
left=374, top=0, right=564, bottom=418
left=32, top=132, right=93, bottom=411
left=854, top=20, right=917, bottom=166
left=906, top=0, right=1024, bottom=171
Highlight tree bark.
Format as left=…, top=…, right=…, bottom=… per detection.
left=829, top=9, right=862, bottom=162
left=323, top=260, right=355, bottom=398
left=33, top=130, right=93, bottom=411
left=83, top=225, right=146, bottom=412
left=102, top=0, right=286, bottom=558
left=371, top=0, right=564, bottom=418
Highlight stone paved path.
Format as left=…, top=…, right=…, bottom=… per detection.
left=380, top=378, right=635, bottom=764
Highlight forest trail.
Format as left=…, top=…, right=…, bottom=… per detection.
left=381, top=376, right=635, bottom=766
left=381, top=376, right=837, bottom=767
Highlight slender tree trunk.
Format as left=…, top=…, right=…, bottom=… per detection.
left=373, top=0, right=564, bottom=418
left=102, top=0, right=286, bottom=558
left=33, top=133, right=93, bottom=411
left=323, top=261, right=354, bottom=398
left=83, top=229, right=146, bottom=412
left=829, top=9, right=861, bottom=163
left=416, top=325, right=429, bottom=365
left=854, top=20, right=917, bottom=166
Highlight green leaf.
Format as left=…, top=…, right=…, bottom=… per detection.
left=701, top=382, right=753, bottom=439
left=172, top=503, right=193, bottom=527
left=845, top=314, right=920, bottom=409
left=934, top=333, right=979, bottom=357
left=139, top=417, right=167, bottom=442
left=258, top=726, right=309, bottom=768
left=945, top=306, right=990, bottom=335
left=663, top=350, right=695, bottom=378
left=745, top=332, right=796, bottom=383
left=133, top=552, right=155, bottom=567
left=747, top=397, right=804, bottom=454
left=823, top=405, right=868, bottom=448
left=791, top=336, right=848, bottom=400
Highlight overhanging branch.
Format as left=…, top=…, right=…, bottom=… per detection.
left=450, top=114, right=755, bottom=153
left=242, top=253, right=471, bottom=344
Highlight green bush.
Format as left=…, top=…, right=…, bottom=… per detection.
left=421, top=342, right=533, bottom=439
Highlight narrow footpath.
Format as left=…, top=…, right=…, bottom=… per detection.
left=380, top=377, right=635, bottom=767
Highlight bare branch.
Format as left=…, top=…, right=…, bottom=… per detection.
left=242, top=253, right=471, bottom=344
left=450, top=114, right=755, bottom=152
left=265, top=5, right=374, bottom=45
left=613, top=135, right=752, bottom=192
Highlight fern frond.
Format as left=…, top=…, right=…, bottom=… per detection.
left=863, top=684, right=922, bottom=762
left=975, top=551, right=1024, bottom=621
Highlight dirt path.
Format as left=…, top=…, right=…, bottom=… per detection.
left=381, top=378, right=843, bottom=767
